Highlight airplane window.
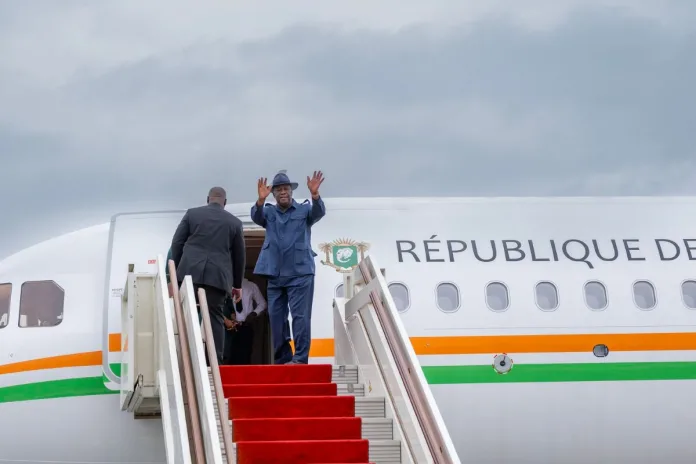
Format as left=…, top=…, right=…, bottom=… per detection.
left=388, top=283, right=410, bottom=313
left=633, top=281, right=656, bottom=310
left=335, top=283, right=344, bottom=298
left=19, top=281, right=65, bottom=328
left=436, top=282, right=460, bottom=313
left=681, top=280, right=696, bottom=309
left=535, top=281, right=559, bottom=311
left=485, top=282, right=509, bottom=311
left=0, top=283, right=10, bottom=329
left=584, top=281, right=608, bottom=310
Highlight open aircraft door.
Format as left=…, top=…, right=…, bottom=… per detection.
left=102, top=210, right=187, bottom=389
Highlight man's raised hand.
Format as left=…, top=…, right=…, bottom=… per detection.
left=257, top=178, right=272, bottom=201
left=307, top=171, right=325, bottom=197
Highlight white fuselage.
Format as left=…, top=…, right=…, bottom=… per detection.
left=1, top=197, right=696, bottom=463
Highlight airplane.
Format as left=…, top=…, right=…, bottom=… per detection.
left=1, top=196, right=696, bottom=464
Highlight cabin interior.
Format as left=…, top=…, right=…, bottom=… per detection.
left=238, top=229, right=273, bottom=365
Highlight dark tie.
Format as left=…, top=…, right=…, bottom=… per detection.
left=235, top=298, right=243, bottom=313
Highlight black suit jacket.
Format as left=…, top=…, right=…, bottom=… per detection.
left=170, top=203, right=246, bottom=293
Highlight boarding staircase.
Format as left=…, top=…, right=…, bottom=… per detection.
left=119, top=254, right=461, bottom=463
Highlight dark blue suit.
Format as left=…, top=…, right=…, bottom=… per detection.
left=251, top=197, right=326, bottom=363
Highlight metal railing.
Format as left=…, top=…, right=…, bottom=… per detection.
left=179, top=276, right=224, bottom=463
left=154, top=256, right=191, bottom=463
left=197, top=287, right=235, bottom=463
left=347, top=255, right=459, bottom=464
left=168, top=260, right=206, bottom=463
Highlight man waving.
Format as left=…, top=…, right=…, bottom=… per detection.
left=251, top=170, right=326, bottom=364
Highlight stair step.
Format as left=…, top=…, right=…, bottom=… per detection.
left=369, top=440, right=401, bottom=463
left=215, top=364, right=360, bottom=383
left=232, top=417, right=362, bottom=441
left=222, top=411, right=392, bottom=440
left=235, top=439, right=369, bottom=464
left=332, top=365, right=359, bottom=384
left=229, top=395, right=356, bottom=419
left=355, top=396, right=385, bottom=418
left=362, top=418, right=393, bottom=440
left=337, top=383, right=365, bottom=396
left=220, top=364, right=333, bottom=384
left=223, top=382, right=337, bottom=397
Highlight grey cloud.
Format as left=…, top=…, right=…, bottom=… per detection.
left=1, top=6, right=695, bottom=258
left=267, top=12, right=695, bottom=165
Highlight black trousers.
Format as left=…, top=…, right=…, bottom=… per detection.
left=223, top=323, right=254, bottom=365
left=191, top=284, right=227, bottom=364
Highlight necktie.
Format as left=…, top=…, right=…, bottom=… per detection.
left=235, top=298, right=243, bottom=313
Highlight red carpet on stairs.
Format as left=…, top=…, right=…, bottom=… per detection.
left=233, top=417, right=362, bottom=441
left=219, top=363, right=333, bottom=384
left=220, top=364, right=370, bottom=464
left=229, top=395, right=356, bottom=419
left=223, top=382, right=338, bottom=397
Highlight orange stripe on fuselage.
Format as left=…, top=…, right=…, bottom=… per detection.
left=3, top=332, right=696, bottom=376
left=0, top=351, right=102, bottom=375
left=290, top=338, right=334, bottom=358
left=109, top=333, right=121, bottom=352
left=410, top=332, right=696, bottom=355
left=224, top=332, right=696, bottom=358
left=0, top=333, right=122, bottom=375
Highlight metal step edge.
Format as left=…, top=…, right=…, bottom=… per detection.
left=211, top=366, right=359, bottom=384
left=362, top=417, right=393, bottom=440
left=355, top=396, right=385, bottom=418
left=218, top=417, right=392, bottom=440
left=332, top=365, right=359, bottom=384
left=337, top=383, right=365, bottom=396
left=216, top=425, right=392, bottom=447
left=211, top=374, right=362, bottom=394
left=368, top=440, right=401, bottom=463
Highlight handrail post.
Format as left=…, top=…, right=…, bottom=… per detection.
left=198, top=288, right=235, bottom=463
left=168, top=260, right=206, bottom=463
left=344, top=273, right=354, bottom=299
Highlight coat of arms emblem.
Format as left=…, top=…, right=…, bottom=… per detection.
left=318, top=238, right=370, bottom=273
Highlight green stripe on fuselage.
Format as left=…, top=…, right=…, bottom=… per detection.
left=3, top=362, right=696, bottom=403
left=0, top=376, right=119, bottom=403
left=1, top=363, right=122, bottom=404
left=422, top=361, right=696, bottom=384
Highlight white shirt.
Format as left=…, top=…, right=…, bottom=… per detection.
left=234, top=278, right=267, bottom=322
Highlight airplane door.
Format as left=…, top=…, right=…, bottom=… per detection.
left=102, top=210, right=186, bottom=388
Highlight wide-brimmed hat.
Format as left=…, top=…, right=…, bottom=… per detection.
left=271, top=170, right=298, bottom=190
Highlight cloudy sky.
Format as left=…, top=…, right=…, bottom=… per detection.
left=0, top=0, right=694, bottom=258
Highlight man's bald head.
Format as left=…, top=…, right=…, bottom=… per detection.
left=207, top=186, right=227, bottom=206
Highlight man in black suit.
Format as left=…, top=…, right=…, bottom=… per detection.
left=170, top=186, right=246, bottom=363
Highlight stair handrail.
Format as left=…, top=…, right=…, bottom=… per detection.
left=179, top=276, right=224, bottom=463
left=354, top=256, right=459, bottom=464
left=197, top=288, right=235, bottom=463
left=154, top=255, right=191, bottom=463
left=168, top=260, right=206, bottom=463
